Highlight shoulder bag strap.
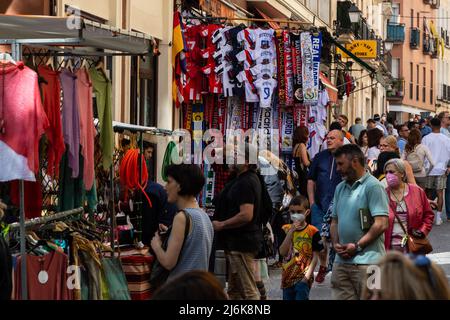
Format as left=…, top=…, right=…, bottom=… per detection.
left=387, top=191, right=409, bottom=235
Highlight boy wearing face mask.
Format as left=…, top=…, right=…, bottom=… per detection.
left=279, top=196, right=323, bottom=300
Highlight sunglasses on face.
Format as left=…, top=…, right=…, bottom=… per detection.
left=385, top=170, right=398, bottom=174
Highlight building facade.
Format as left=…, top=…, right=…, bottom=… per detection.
left=387, top=0, right=439, bottom=123
left=436, top=0, right=450, bottom=114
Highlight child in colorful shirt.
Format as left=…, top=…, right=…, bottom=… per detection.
left=279, top=195, right=323, bottom=300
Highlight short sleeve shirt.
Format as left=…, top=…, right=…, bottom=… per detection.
left=331, top=172, right=389, bottom=265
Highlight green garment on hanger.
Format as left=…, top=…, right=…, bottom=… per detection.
left=59, top=149, right=85, bottom=212
left=89, top=68, right=114, bottom=170
left=161, top=141, right=179, bottom=182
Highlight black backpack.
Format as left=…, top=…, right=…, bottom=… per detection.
left=256, top=173, right=274, bottom=225
left=255, top=173, right=274, bottom=259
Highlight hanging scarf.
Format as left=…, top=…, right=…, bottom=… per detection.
left=291, top=33, right=303, bottom=103
left=276, top=31, right=286, bottom=105
left=281, top=111, right=294, bottom=153
left=301, top=32, right=322, bottom=105
left=284, top=31, right=294, bottom=106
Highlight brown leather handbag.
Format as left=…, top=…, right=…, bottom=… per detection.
left=393, top=211, right=433, bottom=255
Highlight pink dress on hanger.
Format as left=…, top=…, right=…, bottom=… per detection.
left=76, top=68, right=96, bottom=190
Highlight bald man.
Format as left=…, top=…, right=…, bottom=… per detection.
left=307, top=130, right=344, bottom=283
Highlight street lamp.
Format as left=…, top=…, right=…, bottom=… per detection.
left=348, top=3, right=362, bottom=24
left=384, top=41, right=394, bottom=52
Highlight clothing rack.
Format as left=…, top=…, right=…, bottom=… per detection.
left=183, top=15, right=313, bottom=25
left=9, top=207, right=83, bottom=231
left=2, top=14, right=155, bottom=300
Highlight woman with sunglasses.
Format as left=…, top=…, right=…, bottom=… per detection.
left=383, top=159, right=434, bottom=253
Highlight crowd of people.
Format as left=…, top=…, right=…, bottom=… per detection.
left=131, top=112, right=450, bottom=300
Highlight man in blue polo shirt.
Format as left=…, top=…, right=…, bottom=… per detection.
left=307, top=129, right=344, bottom=283
left=330, top=144, right=389, bottom=300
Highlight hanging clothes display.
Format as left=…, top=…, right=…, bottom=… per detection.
left=38, top=66, right=66, bottom=178
left=89, top=67, right=114, bottom=170
left=14, top=250, right=72, bottom=300
left=76, top=68, right=96, bottom=190
left=0, top=62, right=49, bottom=182
left=10, top=180, right=43, bottom=219
left=60, top=69, right=81, bottom=178
left=172, top=17, right=332, bottom=214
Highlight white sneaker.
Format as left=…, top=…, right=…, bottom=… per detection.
left=435, top=212, right=443, bottom=226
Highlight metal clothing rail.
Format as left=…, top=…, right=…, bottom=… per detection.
left=113, top=121, right=173, bottom=136
left=183, top=15, right=313, bottom=25
left=9, top=207, right=84, bottom=231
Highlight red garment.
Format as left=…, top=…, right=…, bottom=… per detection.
left=14, top=251, right=72, bottom=300
left=0, top=62, right=49, bottom=174
left=384, top=184, right=435, bottom=250
left=10, top=180, right=42, bottom=219
left=38, top=66, right=65, bottom=178
left=76, top=68, right=96, bottom=190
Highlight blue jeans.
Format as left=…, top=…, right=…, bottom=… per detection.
left=283, top=281, right=310, bottom=300
left=311, top=203, right=325, bottom=230
left=446, top=175, right=450, bottom=219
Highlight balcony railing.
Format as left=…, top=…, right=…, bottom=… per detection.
left=387, top=23, right=405, bottom=43
left=387, top=78, right=405, bottom=100
left=410, top=28, right=420, bottom=49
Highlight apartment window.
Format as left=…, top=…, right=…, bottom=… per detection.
left=431, top=70, right=434, bottom=104
left=416, top=65, right=419, bottom=101
left=410, top=62, right=414, bottom=100
left=417, top=13, right=420, bottom=28
left=392, top=4, right=400, bottom=24
left=392, top=58, right=400, bottom=78
left=319, top=0, right=330, bottom=25
left=306, top=0, right=318, bottom=14
left=423, top=67, right=426, bottom=103
left=130, top=55, right=158, bottom=127
left=411, top=9, right=414, bottom=28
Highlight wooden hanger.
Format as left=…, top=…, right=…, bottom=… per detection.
left=0, top=52, right=17, bottom=65
left=65, top=57, right=74, bottom=73
left=45, top=56, right=55, bottom=70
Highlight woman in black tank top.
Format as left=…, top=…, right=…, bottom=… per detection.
left=292, top=126, right=311, bottom=197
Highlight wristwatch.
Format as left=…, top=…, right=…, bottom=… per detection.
left=355, top=242, right=363, bottom=253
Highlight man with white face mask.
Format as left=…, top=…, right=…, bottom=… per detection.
left=279, top=195, right=323, bottom=300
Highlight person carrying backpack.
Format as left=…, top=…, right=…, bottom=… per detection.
left=402, top=129, right=435, bottom=190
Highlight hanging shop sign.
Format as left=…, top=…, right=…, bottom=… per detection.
left=337, top=40, right=378, bottom=59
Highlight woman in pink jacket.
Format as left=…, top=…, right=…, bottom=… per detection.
left=383, top=159, right=434, bottom=252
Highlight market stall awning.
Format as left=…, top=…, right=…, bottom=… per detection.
left=320, top=72, right=338, bottom=102
left=247, top=0, right=292, bottom=20
left=254, top=8, right=280, bottom=29
left=388, top=105, right=433, bottom=115
left=0, top=15, right=152, bottom=54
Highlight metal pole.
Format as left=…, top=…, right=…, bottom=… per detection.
left=110, top=164, right=116, bottom=255
left=137, top=132, right=143, bottom=243
left=11, top=41, right=27, bottom=300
